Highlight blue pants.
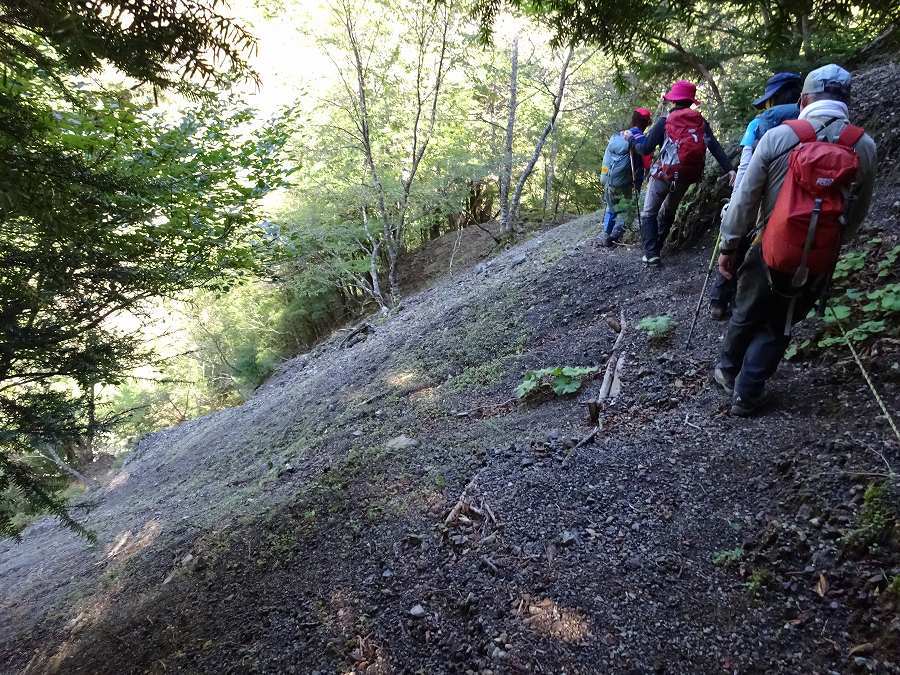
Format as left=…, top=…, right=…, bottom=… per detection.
left=602, top=185, right=633, bottom=241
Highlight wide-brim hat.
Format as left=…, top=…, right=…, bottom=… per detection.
left=663, top=80, right=699, bottom=104
left=752, top=71, right=802, bottom=108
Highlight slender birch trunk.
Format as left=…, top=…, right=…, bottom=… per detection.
left=509, top=46, right=574, bottom=228
left=498, top=36, right=518, bottom=235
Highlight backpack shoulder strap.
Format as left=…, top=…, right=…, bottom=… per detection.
left=783, top=119, right=816, bottom=143
left=837, top=124, right=865, bottom=148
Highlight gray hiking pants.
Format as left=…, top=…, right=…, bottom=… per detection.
left=639, top=176, right=690, bottom=258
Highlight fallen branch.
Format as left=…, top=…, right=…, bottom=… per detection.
left=444, top=473, right=480, bottom=526
left=597, top=308, right=627, bottom=403
left=608, top=352, right=625, bottom=399
left=573, top=423, right=601, bottom=450
left=562, top=423, right=602, bottom=466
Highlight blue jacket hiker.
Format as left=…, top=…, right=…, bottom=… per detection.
left=627, top=80, right=735, bottom=266
left=598, top=108, right=652, bottom=247
left=708, top=72, right=802, bottom=320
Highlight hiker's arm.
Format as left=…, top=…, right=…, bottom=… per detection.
left=719, top=133, right=772, bottom=252
left=632, top=117, right=664, bottom=156
left=843, top=136, right=877, bottom=241
left=732, top=146, right=754, bottom=191
left=703, top=121, right=734, bottom=173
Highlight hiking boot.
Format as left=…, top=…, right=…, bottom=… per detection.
left=730, top=393, right=768, bottom=417
left=711, top=367, right=735, bottom=396
left=709, top=303, right=728, bottom=321
left=597, top=232, right=610, bottom=247
left=642, top=255, right=661, bottom=267
left=606, top=237, right=619, bottom=249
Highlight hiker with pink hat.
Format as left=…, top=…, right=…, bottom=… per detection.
left=624, top=80, right=736, bottom=267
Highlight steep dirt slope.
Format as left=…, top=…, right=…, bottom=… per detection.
left=1, top=63, right=898, bottom=674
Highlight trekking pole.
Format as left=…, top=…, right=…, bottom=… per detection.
left=686, top=226, right=722, bottom=348
left=628, top=151, right=643, bottom=236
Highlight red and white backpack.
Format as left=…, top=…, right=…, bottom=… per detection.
left=655, top=108, right=707, bottom=184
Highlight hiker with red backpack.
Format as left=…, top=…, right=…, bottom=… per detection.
left=712, top=65, right=877, bottom=416
left=708, top=72, right=803, bottom=320
left=598, top=108, right=653, bottom=247
left=624, top=80, right=735, bottom=267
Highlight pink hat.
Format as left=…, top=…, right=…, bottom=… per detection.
left=634, top=107, right=651, bottom=118
left=663, top=80, right=700, bottom=104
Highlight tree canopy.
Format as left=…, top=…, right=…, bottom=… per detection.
left=0, top=1, right=295, bottom=537
left=473, top=0, right=899, bottom=99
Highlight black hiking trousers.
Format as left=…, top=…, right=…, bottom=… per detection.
left=717, top=245, right=821, bottom=399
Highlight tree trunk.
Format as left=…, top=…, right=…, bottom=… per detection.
left=800, top=14, right=811, bottom=61
left=39, top=444, right=97, bottom=487
left=338, top=1, right=448, bottom=310
left=387, top=246, right=400, bottom=304
left=498, top=36, right=518, bottom=234
left=360, top=207, right=387, bottom=311
left=543, top=115, right=561, bottom=222
left=656, top=36, right=725, bottom=110
left=509, top=46, right=574, bottom=228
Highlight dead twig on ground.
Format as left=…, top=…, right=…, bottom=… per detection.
left=444, top=473, right=480, bottom=526
left=598, top=308, right=627, bottom=404
left=586, top=308, right=627, bottom=426
left=562, top=422, right=604, bottom=466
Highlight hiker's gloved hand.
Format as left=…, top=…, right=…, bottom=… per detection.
left=718, top=252, right=736, bottom=280
left=727, top=170, right=736, bottom=187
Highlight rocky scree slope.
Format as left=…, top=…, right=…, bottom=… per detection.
left=0, top=61, right=898, bottom=675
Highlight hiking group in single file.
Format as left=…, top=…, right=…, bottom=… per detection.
left=598, top=64, right=877, bottom=417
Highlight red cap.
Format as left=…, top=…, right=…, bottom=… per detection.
left=663, top=80, right=700, bottom=104
left=634, top=107, right=651, bottom=118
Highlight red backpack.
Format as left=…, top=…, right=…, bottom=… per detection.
left=761, top=119, right=864, bottom=280
left=656, top=108, right=707, bottom=183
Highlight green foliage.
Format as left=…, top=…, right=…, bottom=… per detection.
left=843, top=481, right=899, bottom=554
left=476, top=0, right=897, bottom=67
left=0, top=0, right=257, bottom=95
left=877, top=245, right=900, bottom=278
left=515, top=366, right=599, bottom=399
left=638, top=315, right=675, bottom=341
left=745, top=567, right=770, bottom=595
left=831, top=249, right=868, bottom=280
left=791, top=242, right=900, bottom=359
left=712, top=547, right=744, bottom=567
left=0, top=0, right=294, bottom=538
left=887, top=575, right=900, bottom=599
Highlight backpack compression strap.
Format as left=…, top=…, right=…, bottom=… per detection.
left=782, top=119, right=817, bottom=143
left=837, top=124, right=865, bottom=149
